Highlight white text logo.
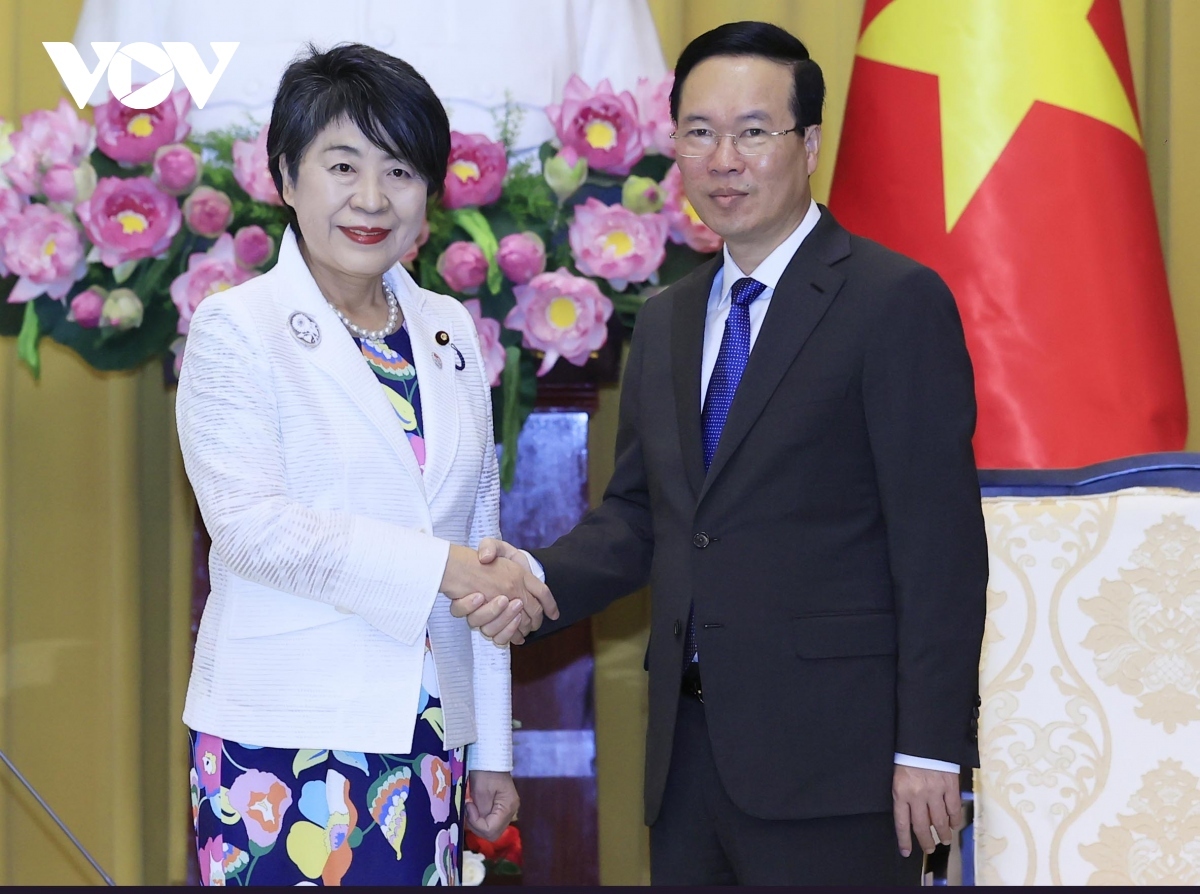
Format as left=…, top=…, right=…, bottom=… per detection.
left=43, top=42, right=239, bottom=110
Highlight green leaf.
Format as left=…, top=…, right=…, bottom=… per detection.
left=292, top=748, right=329, bottom=776
left=36, top=284, right=179, bottom=372
left=629, top=153, right=675, bottom=181
left=422, top=864, right=438, bottom=886
left=450, top=208, right=502, bottom=295
left=611, top=290, right=647, bottom=319
left=499, top=346, right=522, bottom=490
left=348, top=827, right=364, bottom=848
left=112, top=259, right=139, bottom=284
left=16, top=301, right=41, bottom=378
left=247, top=839, right=274, bottom=858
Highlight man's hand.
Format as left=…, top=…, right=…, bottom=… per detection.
left=448, top=538, right=559, bottom=645
left=892, top=765, right=961, bottom=857
left=466, top=770, right=519, bottom=841
left=440, top=544, right=554, bottom=645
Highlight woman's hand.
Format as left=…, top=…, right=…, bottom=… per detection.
left=448, top=539, right=559, bottom=645
left=441, top=544, right=556, bottom=644
left=466, top=770, right=519, bottom=841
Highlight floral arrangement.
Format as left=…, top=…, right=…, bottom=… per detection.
left=0, top=73, right=720, bottom=485
left=464, top=824, right=523, bottom=885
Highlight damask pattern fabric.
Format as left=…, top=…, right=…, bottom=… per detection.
left=976, top=488, right=1200, bottom=885
left=190, top=639, right=465, bottom=886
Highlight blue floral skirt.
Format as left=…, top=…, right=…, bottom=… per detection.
left=190, top=639, right=465, bottom=886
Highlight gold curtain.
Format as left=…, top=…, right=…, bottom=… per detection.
left=0, top=0, right=1198, bottom=885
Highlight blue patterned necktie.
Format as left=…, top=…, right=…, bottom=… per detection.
left=685, top=276, right=767, bottom=667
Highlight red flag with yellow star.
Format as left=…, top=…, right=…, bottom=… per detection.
left=829, top=0, right=1187, bottom=468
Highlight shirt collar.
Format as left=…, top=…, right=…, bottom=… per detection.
left=719, top=199, right=821, bottom=301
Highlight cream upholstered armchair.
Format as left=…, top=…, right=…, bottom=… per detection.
left=974, top=455, right=1200, bottom=886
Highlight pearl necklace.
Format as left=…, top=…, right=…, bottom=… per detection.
left=329, top=279, right=400, bottom=341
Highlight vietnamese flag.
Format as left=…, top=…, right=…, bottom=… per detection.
left=828, top=0, right=1187, bottom=468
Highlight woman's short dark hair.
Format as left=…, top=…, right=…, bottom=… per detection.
left=669, top=21, right=825, bottom=130
left=267, top=43, right=450, bottom=235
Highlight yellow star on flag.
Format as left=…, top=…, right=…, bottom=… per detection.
left=857, top=0, right=1141, bottom=231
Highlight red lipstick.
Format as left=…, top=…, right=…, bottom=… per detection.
left=339, top=226, right=391, bottom=245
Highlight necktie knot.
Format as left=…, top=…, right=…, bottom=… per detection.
left=730, top=277, right=766, bottom=308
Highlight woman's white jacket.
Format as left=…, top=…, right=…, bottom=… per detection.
left=176, top=228, right=510, bottom=769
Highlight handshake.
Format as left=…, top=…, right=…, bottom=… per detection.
left=440, top=538, right=560, bottom=645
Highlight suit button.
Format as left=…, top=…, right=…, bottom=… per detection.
left=693, top=532, right=710, bottom=549
left=674, top=620, right=681, bottom=636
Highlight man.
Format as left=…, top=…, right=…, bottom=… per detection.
left=455, top=21, right=988, bottom=886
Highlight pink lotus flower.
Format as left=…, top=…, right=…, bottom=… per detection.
left=233, top=225, right=274, bottom=269
left=233, top=126, right=282, bottom=205
left=1, top=99, right=95, bottom=196
left=547, top=75, right=644, bottom=176
left=661, top=164, right=722, bottom=254
left=443, top=132, right=506, bottom=209
left=496, top=231, right=546, bottom=285
left=76, top=176, right=182, bottom=268
left=43, top=164, right=77, bottom=203
left=568, top=197, right=667, bottom=290
left=0, top=185, right=29, bottom=275
left=153, top=143, right=202, bottom=195
left=68, top=287, right=105, bottom=328
left=40, top=160, right=97, bottom=206
left=635, top=72, right=676, bottom=157
left=437, top=241, right=488, bottom=294
left=183, top=186, right=233, bottom=238
left=505, top=267, right=613, bottom=376
left=94, top=87, right=191, bottom=164
left=463, top=298, right=506, bottom=387
left=170, top=233, right=255, bottom=334
left=2, top=204, right=87, bottom=302
left=400, top=219, right=430, bottom=269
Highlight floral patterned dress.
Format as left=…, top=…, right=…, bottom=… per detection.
left=190, top=323, right=466, bottom=886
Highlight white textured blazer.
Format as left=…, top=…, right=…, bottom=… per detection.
left=176, top=228, right=510, bottom=769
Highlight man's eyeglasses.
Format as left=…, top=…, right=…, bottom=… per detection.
left=670, top=126, right=800, bottom=158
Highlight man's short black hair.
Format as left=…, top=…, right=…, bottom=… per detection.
left=267, top=43, right=450, bottom=235
left=669, top=21, right=825, bottom=130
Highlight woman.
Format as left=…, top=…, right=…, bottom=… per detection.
left=177, top=44, right=549, bottom=886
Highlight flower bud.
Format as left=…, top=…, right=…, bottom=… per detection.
left=621, top=175, right=664, bottom=214
left=100, top=287, right=144, bottom=331
left=543, top=147, right=588, bottom=202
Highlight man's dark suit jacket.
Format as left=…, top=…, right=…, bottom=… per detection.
left=531, top=207, right=988, bottom=826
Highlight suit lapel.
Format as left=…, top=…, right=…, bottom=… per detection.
left=393, top=267, right=460, bottom=505
left=272, top=230, right=427, bottom=499
left=671, top=257, right=721, bottom=501
left=699, top=211, right=851, bottom=503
